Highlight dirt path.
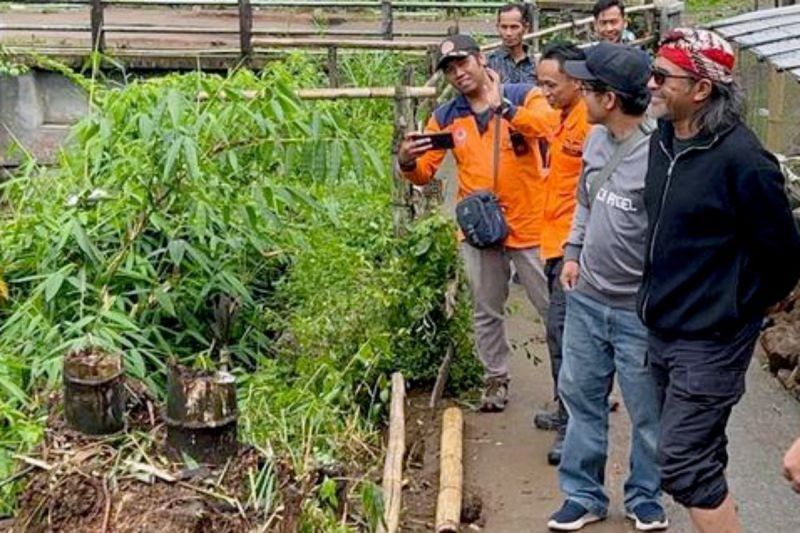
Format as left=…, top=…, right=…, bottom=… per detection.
left=459, top=285, right=800, bottom=532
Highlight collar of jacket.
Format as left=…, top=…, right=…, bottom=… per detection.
left=452, top=89, right=508, bottom=115
left=498, top=44, right=530, bottom=60
left=656, top=117, right=739, bottom=156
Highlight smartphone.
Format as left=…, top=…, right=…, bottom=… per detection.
left=411, top=131, right=455, bottom=150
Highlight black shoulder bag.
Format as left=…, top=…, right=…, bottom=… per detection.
left=455, top=106, right=509, bottom=249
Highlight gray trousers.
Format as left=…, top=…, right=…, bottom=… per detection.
left=460, top=243, right=549, bottom=380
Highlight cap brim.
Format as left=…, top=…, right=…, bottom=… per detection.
left=564, top=60, right=598, bottom=81
left=436, top=51, right=472, bottom=71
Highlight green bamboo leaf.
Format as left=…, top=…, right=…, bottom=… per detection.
left=183, top=137, right=201, bottom=180
left=71, top=220, right=99, bottom=264
left=166, top=90, right=184, bottom=128
left=44, top=271, right=66, bottom=302
left=162, top=137, right=183, bottom=180
left=168, top=239, right=186, bottom=266
left=154, top=288, right=176, bottom=316
left=0, top=374, right=29, bottom=405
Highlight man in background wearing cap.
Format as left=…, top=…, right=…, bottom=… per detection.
left=548, top=42, right=666, bottom=531
left=640, top=28, right=800, bottom=533
left=398, top=34, right=560, bottom=412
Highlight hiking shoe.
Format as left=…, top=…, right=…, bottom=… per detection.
left=548, top=500, right=603, bottom=531
left=626, top=502, right=669, bottom=531
left=547, top=426, right=566, bottom=466
left=480, top=377, right=509, bottom=412
left=534, top=409, right=565, bottom=431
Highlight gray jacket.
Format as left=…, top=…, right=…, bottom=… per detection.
left=564, top=123, right=651, bottom=309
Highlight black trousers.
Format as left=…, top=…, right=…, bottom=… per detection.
left=647, top=320, right=760, bottom=509
left=545, top=257, right=567, bottom=411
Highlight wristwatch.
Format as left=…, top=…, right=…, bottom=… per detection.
left=498, top=97, right=515, bottom=119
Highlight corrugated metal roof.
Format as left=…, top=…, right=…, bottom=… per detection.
left=709, top=5, right=800, bottom=81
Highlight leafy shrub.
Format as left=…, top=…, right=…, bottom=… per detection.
left=0, top=55, right=480, bottom=520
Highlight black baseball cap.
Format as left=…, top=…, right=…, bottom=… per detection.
left=436, top=34, right=481, bottom=70
left=564, top=42, right=651, bottom=95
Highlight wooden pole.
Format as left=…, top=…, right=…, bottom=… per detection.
left=435, top=407, right=463, bottom=533
left=90, top=0, right=105, bottom=53
left=238, top=0, right=253, bottom=58
left=381, top=0, right=394, bottom=41
left=391, top=66, right=417, bottom=235
left=252, top=37, right=436, bottom=50
left=767, top=66, right=786, bottom=153
left=296, top=86, right=437, bottom=100
left=526, top=0, right=540, bottom=54
left=327, top=46, right=339, bottom=88
left=378, top=372, right=406, bottom=533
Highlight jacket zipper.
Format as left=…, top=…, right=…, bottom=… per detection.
left=641, top=135, right=718, bottom=323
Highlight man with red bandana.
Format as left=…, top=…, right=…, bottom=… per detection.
left=639, top=28, right=800, bottom=533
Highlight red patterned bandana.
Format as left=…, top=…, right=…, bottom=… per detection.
left=657, top=28, right=735, bottom=84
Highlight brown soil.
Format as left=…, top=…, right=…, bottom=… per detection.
left=400, top=392, right=485, bottom=532
left=10, top=378, right=263, bottom=533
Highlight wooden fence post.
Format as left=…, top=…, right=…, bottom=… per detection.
left=392, top=66, right=416, bottom=234
left=238, top=0, right=253, bottom=59
left=90, top=0, right=105, bottom=53
left=655, top=0, right=684, bottom=39
left=526, top=0, right=540, bottom=53
left=767, top=66, right=787, bottom=153
left=327, top=46, right=339, bottom=88
left=381, top=0, right=394, bottom=40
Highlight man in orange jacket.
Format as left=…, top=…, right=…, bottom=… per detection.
left=398, top=34, right=561, bottom=411
left=532, top=42, right=591, bottom=465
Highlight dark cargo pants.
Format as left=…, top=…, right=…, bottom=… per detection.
left=647, top=320, right=760, bottom=509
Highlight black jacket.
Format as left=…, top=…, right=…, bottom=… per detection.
left=637, top=119, right=800, bottom=338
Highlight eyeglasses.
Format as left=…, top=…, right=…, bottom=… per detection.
left=650, top=66, right=696, bottom=86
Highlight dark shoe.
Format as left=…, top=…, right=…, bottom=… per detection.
left=626, top=502, right=668, bottom=531
left=547, top=500, right=603, bottom=531
left=534, top=409, right=565, bottom=431
left=480, top=377, right=509, bottom=412
left=547, top=427, right=565, bottom=466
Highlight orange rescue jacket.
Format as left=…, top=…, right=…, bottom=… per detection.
left=539, top=99, right=590, bottom=260
left=402, top=84, right=560, bottom=250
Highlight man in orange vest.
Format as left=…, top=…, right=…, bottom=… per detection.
left=398, top=34, right=560, bottom=412
left=531, top=41, right=592, bottom=466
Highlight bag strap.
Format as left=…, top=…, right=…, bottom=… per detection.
left=588, top=117, right=656, bottom=206
left=491, top=83, right=503, bottom=192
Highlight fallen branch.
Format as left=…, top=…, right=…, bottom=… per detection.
left=378, top=372, right=405, bottom=533
left=12, top=454, right=54, bottom=472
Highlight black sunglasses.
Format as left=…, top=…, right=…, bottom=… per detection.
left=650, top=66, right=697, bottom=86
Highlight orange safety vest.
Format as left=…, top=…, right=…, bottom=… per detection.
left=539, top=99, right=590, bottom=260
left=403, top=85, right=560, bottom=250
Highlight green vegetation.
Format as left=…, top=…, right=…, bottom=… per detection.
left=0, top=53, right=480, bottom=526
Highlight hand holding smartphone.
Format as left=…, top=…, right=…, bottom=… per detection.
left=409, top=131, right=455, bottom=150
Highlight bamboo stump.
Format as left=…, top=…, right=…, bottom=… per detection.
left=63, top=348, right=125, bottom=435
left=378, top=372, right=405, bottom=533
left=165, top=365, right=238, bottom=465
left=436, top=407, right=463, bottom=533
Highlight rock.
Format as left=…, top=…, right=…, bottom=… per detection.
left=760, top=323, right=800, bottom=372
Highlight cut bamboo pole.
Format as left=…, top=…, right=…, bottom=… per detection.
left=296, top=86, right=437, bottom=100
left=378, top=372, right=406, bottom=533
left=252, top=37, right=437, bottom=50
left=195, top=86, right=437, bottom=101
left=435, top=407, right=463, bottom=533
